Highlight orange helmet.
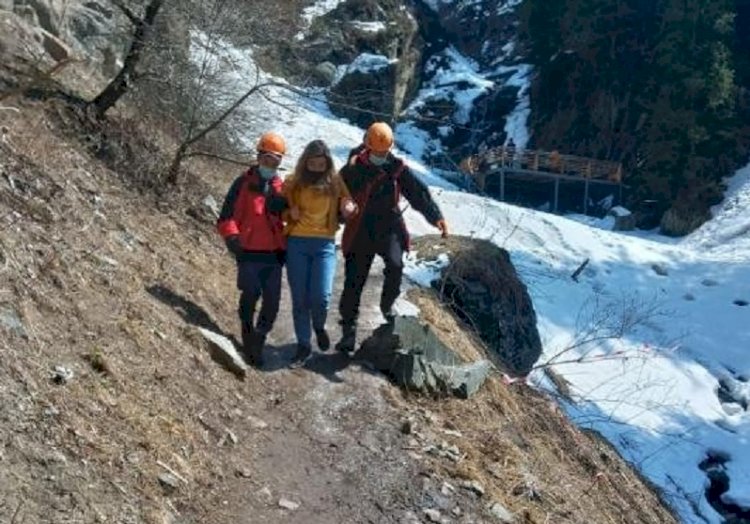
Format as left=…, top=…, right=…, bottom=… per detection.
left=256, top=132, right=286, bottom=156
left=365, top=122, right=394, bottom=154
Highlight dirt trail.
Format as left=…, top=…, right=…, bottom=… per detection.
left=210, top=259, right=433, bottom=524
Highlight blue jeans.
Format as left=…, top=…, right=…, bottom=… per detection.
left=286, top=236, right=337, bottom=346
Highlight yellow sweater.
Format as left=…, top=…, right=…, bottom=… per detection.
left=283, top=174, right=351, bottom=239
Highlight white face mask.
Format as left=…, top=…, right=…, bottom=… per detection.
left=258, top=166, right=277, bottom=180
left=369, top=153, right=388, bottom=166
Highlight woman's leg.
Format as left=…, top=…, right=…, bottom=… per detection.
left=286, top=237, right=313, bottom=347
left=310, top=239, right=338, bottom=333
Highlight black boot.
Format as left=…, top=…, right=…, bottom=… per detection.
left=248, top=331, right=266, bottom=368
left=240, top=322, right=255, bottom=361
left=381, top=306, right=396, bottom=326
left=335, top=323, right=356, bottom=354
left=291, top=343, right=311, bottom=367
left=315, top=328, right=331, bottom=352
left=241, top=324, right=265, bottom=368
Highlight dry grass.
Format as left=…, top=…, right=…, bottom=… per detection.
left=0, top=98, right=259, bottom=522
left=402, top=287, right=677, bottom=524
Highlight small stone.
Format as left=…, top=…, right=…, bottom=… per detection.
left=46, top=451, right=67, bottom=465
left=423, top=508, right=442, bottom=523
left=452, top=505, right=462, bottom=516
left=461, top=479, right=485, bottom=496
left=651, top=263, right=668, bottom=277
left=487, top=462, right=504, bottom=480
left=442, top=429, right=462, bottom=438
left=158, top=473, right=179, bottom=493
left=257, top=486, right=273, bottom=504
left=203, top=195, right=220, bottom=218
left=702, top=278, right=719, bottom=287
left=235, top=467, right=252, bottom=478
left=0, top=306, right=26, bottom=338
left=278, top=497, right=300, bottom=511
left=51, top=365, right=74, bottom=384
left=198, top=328, right=247, bottom=377
left=683, top=293, right=696, bottom=302
left=487, top=502, right=516, bottom=523
left=44, top=406, right=60, bottom=417
left=401, top=419, right=413, bottom=435
left=248, top=415, right=268, bottom=429
left=441, top=481, right=456, bottom=496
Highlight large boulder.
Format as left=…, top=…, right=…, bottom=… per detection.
left=411, top=236, right=542, bottom=376
left=329, top=53, right=399, bottom=126
left=1, top=1, right=128, bottom=94
left=356, top=317, right=492, bottom=398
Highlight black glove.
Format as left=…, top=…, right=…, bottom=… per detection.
left=225, top=235, right=244, bottom=258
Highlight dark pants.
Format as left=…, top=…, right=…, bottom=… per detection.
left=237, top=259, right=283, bottom=336
left=339, top=232, right=404, bottom=327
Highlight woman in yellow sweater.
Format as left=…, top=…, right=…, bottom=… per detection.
left=284, top=140, right=357, bottom=364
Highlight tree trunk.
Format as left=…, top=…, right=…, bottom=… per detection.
left=90, top=0, right=164, bottom=116
left=166, top=143, right=188, bottom=185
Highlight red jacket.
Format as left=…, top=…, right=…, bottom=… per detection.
left=217, top=167, right=286, bottom=254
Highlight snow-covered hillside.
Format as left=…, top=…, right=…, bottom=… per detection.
left=201, top=25, right=750, bottom=524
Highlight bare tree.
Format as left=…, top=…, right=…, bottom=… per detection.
left=90, top=0, right=165, bottom=116
left=116, top=0, right=303, bottom=184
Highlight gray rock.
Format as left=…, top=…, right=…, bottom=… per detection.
left=256, top=486, right=273, bottom=504
left=202, top=195, right=220, bottom=218
left=278, top=498, right=300, bottom=511
left=357, top=317, right=491, bottom=398
left=487, top=502, right=515, bottom=523
left=461, top=479, right=485, bottom=496
left=51, top=365, right=73, bottom=384
left=197, top=328, right=247, bottom=378
left=608, top=206, right=636, bottom=231
left=413, top=237, right=542, bottom=377
left=158, top=473, right=179, bottom=493
left=0, top=306, right=26, bottom=338
left=313, top=61, right=337, bottom=85
left=651, top=263, right=669, bottom=277
left=41, top=29, right=70, bottom=61
left=248, top=415, right=268, bottom=430
left=423, top=508, right=443, bottom=523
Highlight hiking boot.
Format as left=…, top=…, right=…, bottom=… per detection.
left=242, top=326, right=265, bottom=368
left=315, top=328, right=331, bottom=352
left=291, top=343, right=312, bottom=366
left=381, top=307, right=396, bottom=325
left=335, top=324, right=356, bottom=355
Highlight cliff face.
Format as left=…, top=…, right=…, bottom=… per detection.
left=1, top=0, right=130, bottom=95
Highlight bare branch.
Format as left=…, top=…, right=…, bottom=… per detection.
left=181, top=80, right=282, bottom=148
left=111, top=0, right=140, bottom=26
left=184, top=150, right=252, bottom=167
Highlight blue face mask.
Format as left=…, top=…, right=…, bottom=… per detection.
left=258, top=166, right=277, bottom=180
left=369, top=153, right=388, bottom=166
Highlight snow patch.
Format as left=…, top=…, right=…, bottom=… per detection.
left=350, top=20, right=388, bottom=33
left=333, top=53, right=397, bottom=85
left=301, top=0, right=345, bottom=25
left=404, top=252, right=450, bottom=287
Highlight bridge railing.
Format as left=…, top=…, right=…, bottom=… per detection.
left=460, top=146, right=623, bottom=183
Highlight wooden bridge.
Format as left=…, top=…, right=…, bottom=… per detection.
left=459, top=146, right=624, bottom=215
